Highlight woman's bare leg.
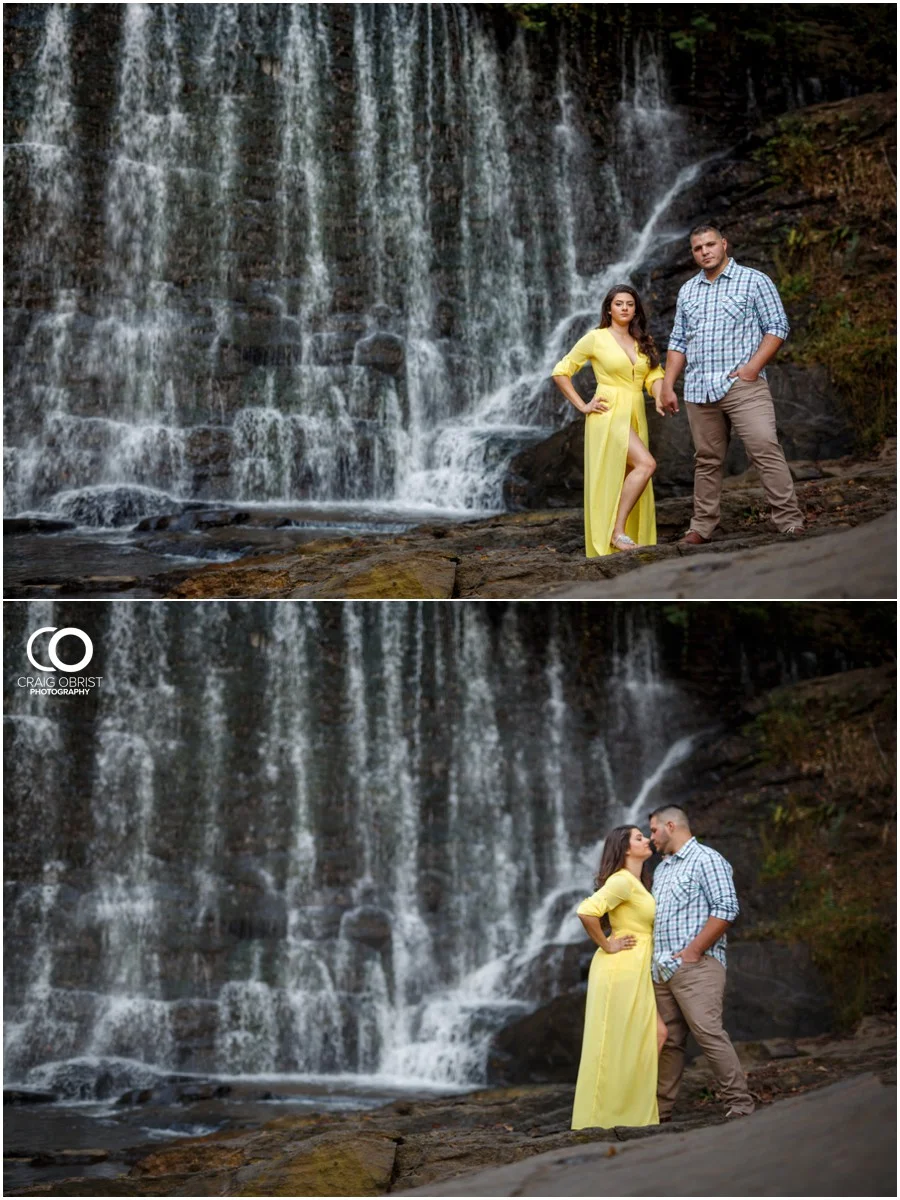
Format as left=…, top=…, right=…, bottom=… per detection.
left=657, top=1012, right=668, bottom=1056
left=611, top=428, right=656, bottom=545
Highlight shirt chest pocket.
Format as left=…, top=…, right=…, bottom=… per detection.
left=683, top=299, right=704, bottom=335
left=670, top=874, right=703, bottom=905
left=720, top=295, right=751, bottom=323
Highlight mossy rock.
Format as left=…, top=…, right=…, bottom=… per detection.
left=291, top=551, right=458, bottom=599
left=230, top=1131, right=397, bottom=1197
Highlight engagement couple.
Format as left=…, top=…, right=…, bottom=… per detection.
left=571, top=805, right=754, bottom=1130
left=552, top=224, right=805, bottom=557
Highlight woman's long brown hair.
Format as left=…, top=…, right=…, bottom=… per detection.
left=593, top=825, right=652, bottom=933
left=598, top=284, right=660, bottom=369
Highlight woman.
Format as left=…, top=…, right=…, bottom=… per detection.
left=552, top=286, right=665, bottom=556
left=571, top=825, right=667, bottom=1130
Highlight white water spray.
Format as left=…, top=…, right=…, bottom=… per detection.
left=6, top=8, right=707, bottom=526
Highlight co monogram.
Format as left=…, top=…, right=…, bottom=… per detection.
left=26, top=627, right=94, bottom=674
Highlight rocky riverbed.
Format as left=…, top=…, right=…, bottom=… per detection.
left=5, top=1016, right=895, bottom=1197
left=4, top=445, right=895, bottom=600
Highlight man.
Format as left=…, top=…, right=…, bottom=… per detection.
left=648, top=805, right=754, bottom=1120
left=659, top=224, right=805, bottom=543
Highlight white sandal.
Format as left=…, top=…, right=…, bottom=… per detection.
left=612, top=533, right=638, bottom=552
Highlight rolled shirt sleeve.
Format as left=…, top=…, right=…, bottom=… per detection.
left=697, top=852, right=740, bottom=923
left=754, top=273, right=790, bottom=340
left=552, top=331, right=596, bottom=378
left=577, top=872, right=634, bottom=919
left=667, top=293, right=688, bottom=355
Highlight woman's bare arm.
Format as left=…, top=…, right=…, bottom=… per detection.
left=650, top=376, right=665, bottom=416
left=659, top=350, right=685, bottom=414
left=553, top=374, right=610, bottom=416
left=579, top=913, right=636, bottom=953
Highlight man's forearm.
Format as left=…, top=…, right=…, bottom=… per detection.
left=688, top=916, right=731, bottom=955
left=747, top=334, right=784, bottom=373
left=663, top=349, right=686, bottom=388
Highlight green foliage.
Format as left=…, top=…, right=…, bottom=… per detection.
left=751, top=688, right=896, bottom=1029
left=729, top=604, right=773, bottom=622
left=669, top=31, right=696, bottom=55
left=762, top=102, right=897, bottom=451
left=753, top=701, right=811, bottom=765
left=798, top=301, right=896, bottom=451
left=777, top=271, right=812, bottom=304
left=789, top=888, right=895, bottom=1028
left=739, top=27, right=776, bottom=46
left=758, top=794, right=809, bottom=880
left=504, top=3, right=550, bottom=33
left=759, top=846, right=798, bottom=880
left=757, top=130, right=819, bottom=188
left=501, top=2, right=897, bottom=100
left=660, top=605, right=689, bottom=630
left=670, top=12, right=717, bottom=56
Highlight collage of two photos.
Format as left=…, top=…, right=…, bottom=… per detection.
left=4, top=4, right=896, bottom=1200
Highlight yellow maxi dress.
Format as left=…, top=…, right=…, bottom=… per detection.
left=553, top=327, right=664, bottom=558
left=571, top=869, right=659, bottom=1129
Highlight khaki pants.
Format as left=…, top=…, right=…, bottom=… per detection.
left=654, top=957, right=754, bottom=1118
left=686, top=377, right=804, bottom=538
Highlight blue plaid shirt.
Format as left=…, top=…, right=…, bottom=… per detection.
left=668, top=259, right=790, bottom=403
left=651, top=837, right=740, bottom=983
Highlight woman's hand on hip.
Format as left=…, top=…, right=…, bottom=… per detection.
left=606, top=934, right=637, bottom=953
left=583, top=396, right=611, bottom=415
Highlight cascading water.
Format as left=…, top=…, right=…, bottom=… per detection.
left=407, top=33, right=707, bottom=512
left=5, top=5, right=702, bottom=527
left=4, top=601, right=702, bottom=1095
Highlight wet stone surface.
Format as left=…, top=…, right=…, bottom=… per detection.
left=5, top=1019, right=895, bottom=1196
left=10, top=448, right=888, bottom=599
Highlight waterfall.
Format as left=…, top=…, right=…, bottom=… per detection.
left=4, top=601, right=703, bottom=1095
left=5, top=5, right=700, bottom=527
left=4, top=4, right=80, bottom=512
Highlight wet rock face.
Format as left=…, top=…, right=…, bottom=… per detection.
left=725, top=943, right=834, bottom=1041
left=485, top=654, right=896, bottom=1085
left=49, top=486, right=180, bottom=528
left=487, top=991, right=587, bottom=1086
left=3, top=1089, right=56, bottom=1106
left=4, top=4, right=620, bottom=520
left=353, top=333, right=405, bottom=376
left=8, top=602, right=714, bottom=1083
left=341, top=906, right=393, bottom=951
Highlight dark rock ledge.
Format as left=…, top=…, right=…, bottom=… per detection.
left=161, top=446, right=898, bottom=600
left=5, top=1017, right=895, bottom=1196
left=3, top=445, right=894, bottom=600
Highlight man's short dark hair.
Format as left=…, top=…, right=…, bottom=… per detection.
left=689, top=223, right=724, bottom=241
left=649, top=804, right=690, bottom=828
